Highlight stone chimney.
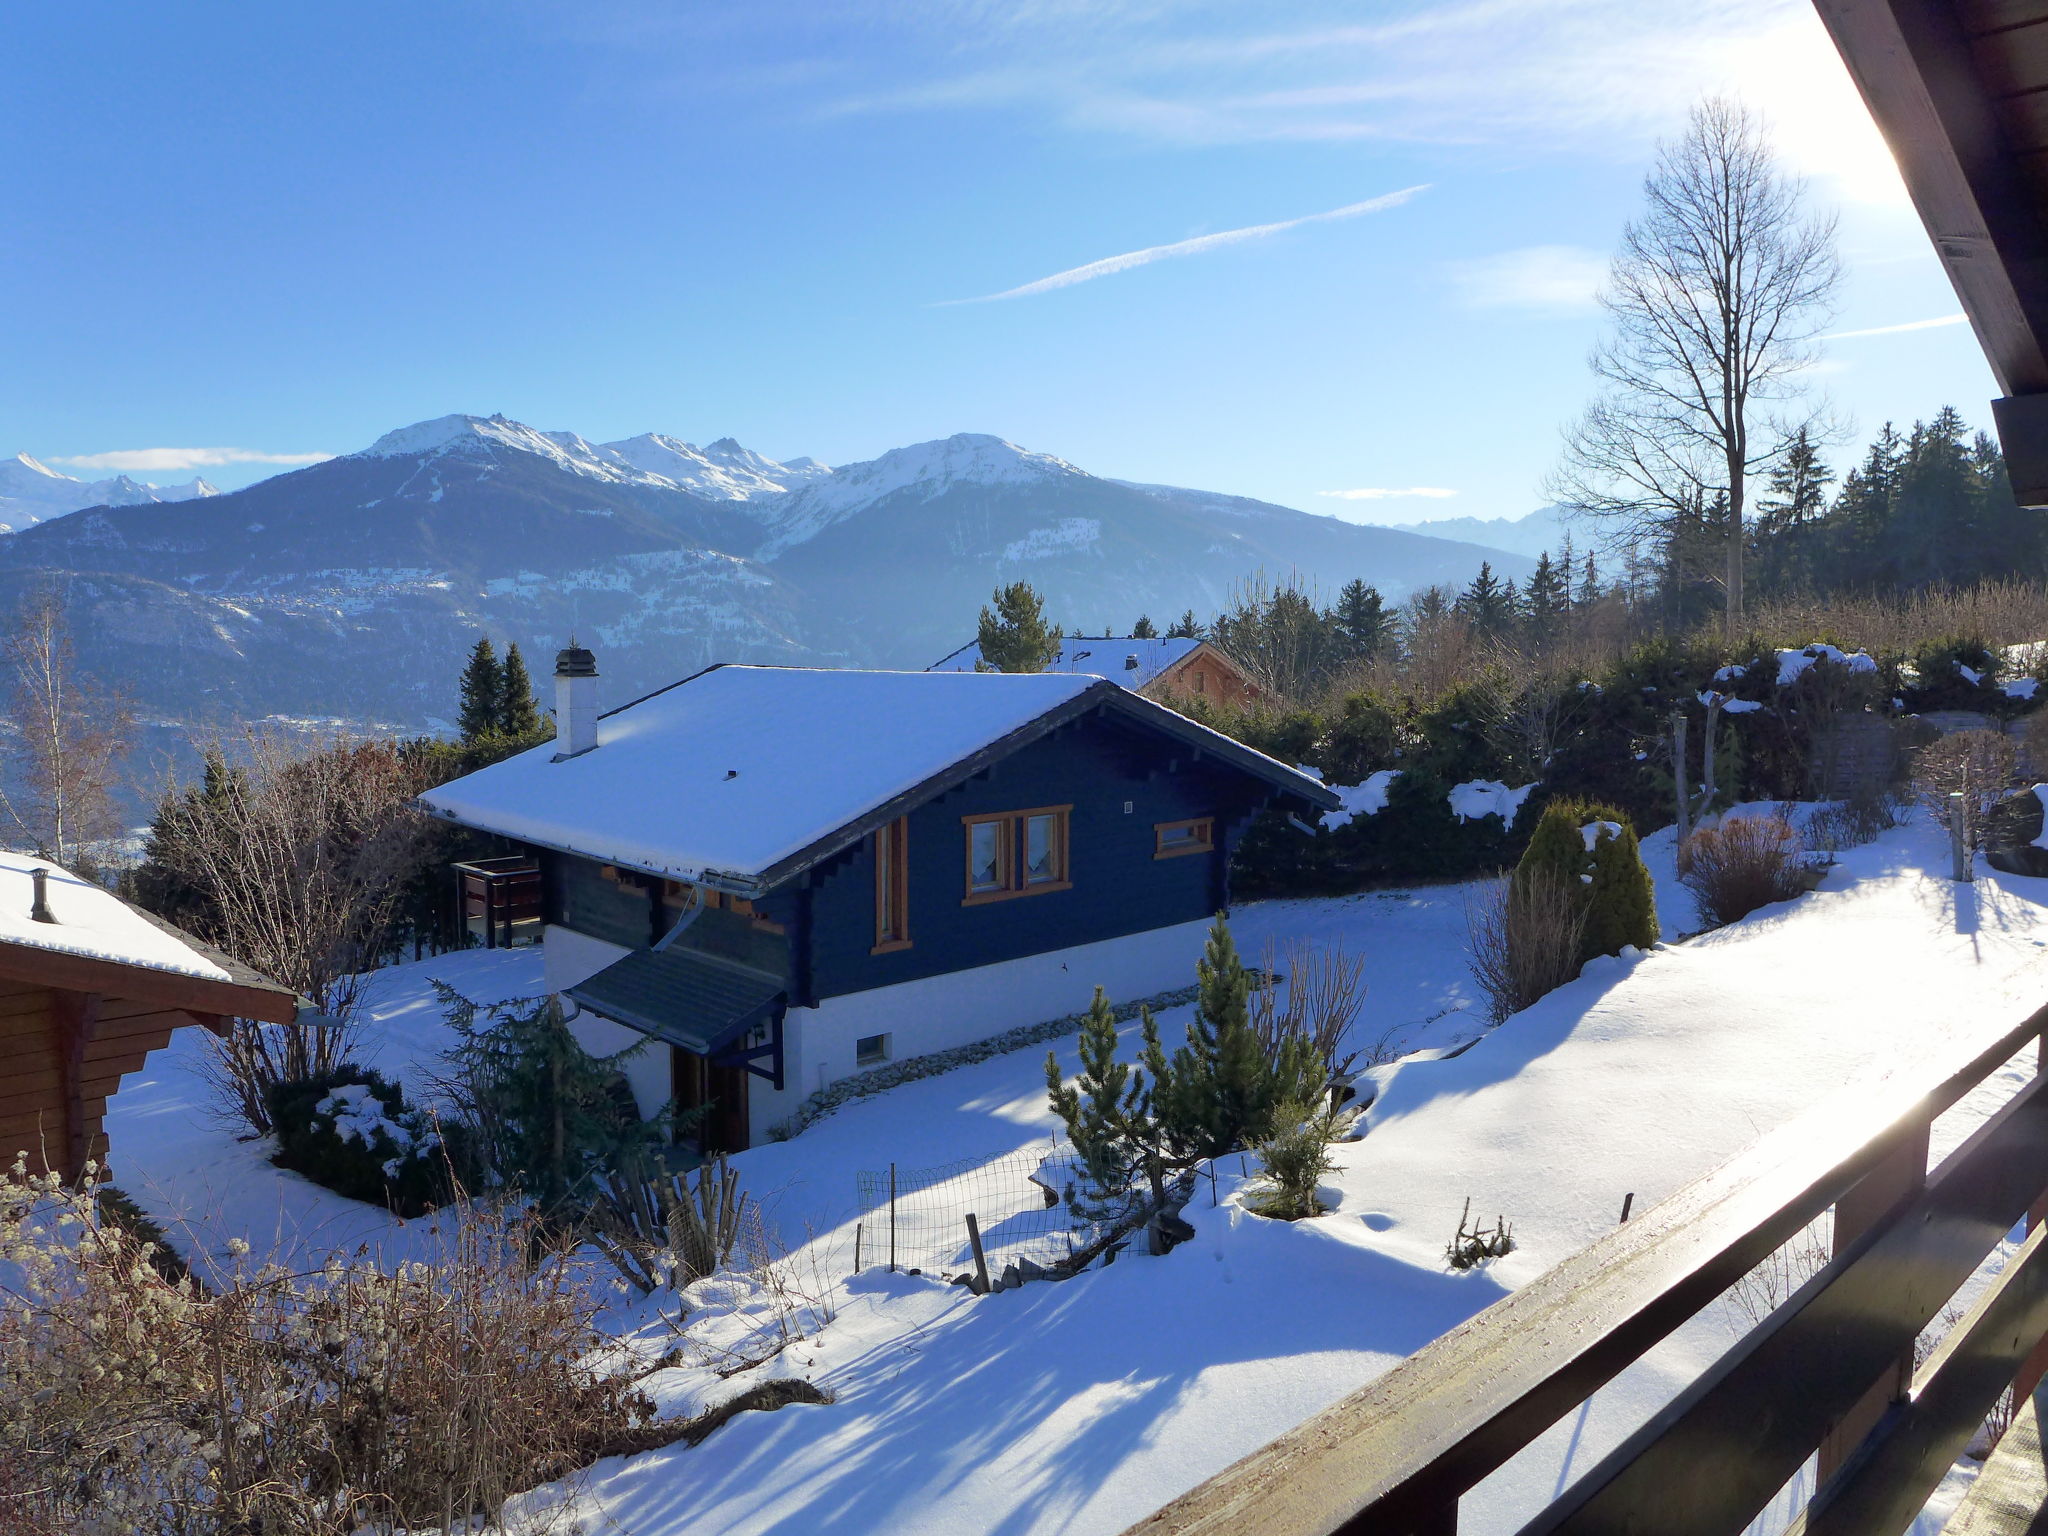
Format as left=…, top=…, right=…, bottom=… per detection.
left=552, top=643, right=600, bottom=761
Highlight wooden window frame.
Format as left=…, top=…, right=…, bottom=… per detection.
left=961, top=805, right=1072, bottom=905
left=871, top=816, right=912, bottom=954
left=1154, top=817, right=1215, bottom=859
left=856, top=1032, right=891, bottom=1067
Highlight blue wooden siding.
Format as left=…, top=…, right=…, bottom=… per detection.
left=801, top=710, right=1272, bottom=1001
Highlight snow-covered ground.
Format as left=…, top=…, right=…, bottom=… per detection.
left=102, top=811, right=2048, bottom=1534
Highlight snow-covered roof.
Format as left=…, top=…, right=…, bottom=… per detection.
left=927, top=635, right=1208, bottom=691
left=0, top=853, right=233, bottom=982
left=420, top=664, right=1334, bottom=890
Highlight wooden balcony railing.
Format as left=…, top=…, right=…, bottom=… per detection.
left=1123, top=1002, right=2048, bottom=1536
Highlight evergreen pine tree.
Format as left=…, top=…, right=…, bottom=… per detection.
left=1166, top=610, right=1204, bottom=639
left=1155, top=917, right=1277, bottom=1158
left=1333, top=579, right=1394, bottom=661
left=1455, top=562, right=1516, bottom=639
left=975, top=582, right=1063, bottom=672
left=457, top=637, right=504, bottom=744
left=1521, top=552, right=1568, bottom=649
left=1577, top=552, right=1602, bottom=609
left=1045, top=988, right=1169, bottom=1223
left=1131, top=614, right=1159, bottom=639
left=1515, top=800, right=1658, bottom=968
left=497, top=643, right=543, bottom=738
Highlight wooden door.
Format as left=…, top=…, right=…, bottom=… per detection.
left=670, top=1046, right=751, bottom=1155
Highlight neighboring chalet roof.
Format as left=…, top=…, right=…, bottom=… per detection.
left=0, top=852, right=300, bottom=1021
left=927, top=635, right=1207, bottom=690
left=1813, top=0, right=2048, bottom=502
left=419, top=664, right=1337, bottom=895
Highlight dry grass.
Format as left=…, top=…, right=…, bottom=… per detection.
left=1467, top=873, right=1588, bottom=1025
left=0, top=1160, right=684, bottom=1536
left=1746, top=580, right=2048, bottom=657
left=1680, top=816, right=1805, bottom=928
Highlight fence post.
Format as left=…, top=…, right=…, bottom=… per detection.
left=888, top=1163, right=898, bottom=1274
left=1950, top=791, right=1974, bottom=883
left=966, top=1212, right=992, bottom=1295
left=1673, top=713, right=1691, bottom=847
left=854, top=1221, right=863, bottom=1276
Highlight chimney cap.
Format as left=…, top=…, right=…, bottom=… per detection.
left=554, top=645, right=598, bottom=678
left=1125, top=653, right=1140, bottom=669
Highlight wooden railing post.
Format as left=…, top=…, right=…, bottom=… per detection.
left=1818, top=1114, right=1932, bottom=1483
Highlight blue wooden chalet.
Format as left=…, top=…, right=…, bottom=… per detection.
left=419, top=650, right=1336, bottom=1152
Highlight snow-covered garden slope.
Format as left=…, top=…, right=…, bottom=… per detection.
left=103, top=817, right=2048, bottom=1534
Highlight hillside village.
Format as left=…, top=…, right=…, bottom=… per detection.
left=18, top=4, right=2048, bottom=1536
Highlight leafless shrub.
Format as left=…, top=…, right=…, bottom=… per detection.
left=1251, top=938, right=1365, bottom=1080
left=148, top=730, right=437, bottom=1130
left=1912, top=728, right=2019, bottom=844
left=0, top=1158, right=674, bottom=1535
left=1805, top=790, right=1903, bottom=853
left=1725, top=1215, right=1831, bottom=1329
left=1467, top=873, right=1587, bottom=1025
left=1445, top=1197, right=1515, bottom=1269
left=1680, top=815, right=1806, bottom=928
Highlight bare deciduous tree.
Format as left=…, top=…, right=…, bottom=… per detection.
left=150, top=730, right=435, bottom=1129
left=0, top=584, right=131, bottom=869
left=1551, top=97, right=1839, bottom=637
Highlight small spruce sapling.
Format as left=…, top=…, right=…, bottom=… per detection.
left=1045, top=987, right=1171, bottom=1227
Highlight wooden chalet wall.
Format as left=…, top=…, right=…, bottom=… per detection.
left=0, top=981, right=215, bottom=1178
left=803, top=707, right=1270, bottom=1001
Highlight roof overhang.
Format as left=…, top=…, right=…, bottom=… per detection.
left=0, top=939, right=302, bottom=1024
left=1814, top=0, right=2048, bottom=502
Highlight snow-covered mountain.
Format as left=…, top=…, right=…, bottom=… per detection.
left=0, top=452, right=218, bottom=532
left=599, top=433, right=830, bottom=502
left=0, top=414, right=1531, bottom=725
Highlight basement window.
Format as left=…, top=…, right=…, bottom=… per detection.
left=856, top=1033, right=891, bottom=1068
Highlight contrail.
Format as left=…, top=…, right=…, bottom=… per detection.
left=941, top=185, right=1430, bottom=304
left=1824, top=313, right=1967, bottom=340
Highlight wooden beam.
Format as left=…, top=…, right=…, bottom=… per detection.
left=51, top=991, right=99, bottom=1177
left=0, top=942, right=297, bottom=1024
left=1814, top=0, right=2048, bottom=398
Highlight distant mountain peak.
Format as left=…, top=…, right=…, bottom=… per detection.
left=599, top=431, right=829, bottom=503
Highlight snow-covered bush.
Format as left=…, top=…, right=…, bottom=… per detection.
left=266, top=1066, right=462, bottom=1216
left=1680, top=816, right=1806, bottom=928
left=0, top=1158, right=662, bottom=1535
left=1245, top=1100, right=1351, bottom=1221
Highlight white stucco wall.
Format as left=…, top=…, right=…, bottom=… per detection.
left=747, top=917, right=1212, bottom=1132
left=542, top=925, right=671, bottom=1120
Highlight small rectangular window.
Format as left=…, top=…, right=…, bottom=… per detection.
left=872, top=816, right=911, bottom=953
left=856, top=1033, right=891, bottom=1067
left=1155, top=817, right=1215, bottom=859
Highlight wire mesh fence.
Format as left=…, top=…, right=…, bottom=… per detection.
left=855, top=1139, right=1086, bottom=1282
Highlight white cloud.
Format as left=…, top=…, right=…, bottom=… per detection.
left=51, top=447, right=333, bottom=473
left=943, top=185, right=1428, bottom=303
left=1318, top=486, right=1458, bottom=501
left=1449, top=246, right=1608, bottom=313
left=1823, top=312, right=1967, bottom=340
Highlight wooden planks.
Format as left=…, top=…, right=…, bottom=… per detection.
left=1940, top=1382, right=2048, bottom=1533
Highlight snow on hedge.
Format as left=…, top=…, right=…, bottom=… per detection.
left=1322, top=770, right=1401, bottom=832
left=1775, top=643, right=1877, bottom=686
left=1448, top=779, right=1536, bottom=825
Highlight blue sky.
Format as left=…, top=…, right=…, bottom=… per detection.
left=0, top=0, right=2000, bottom=522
